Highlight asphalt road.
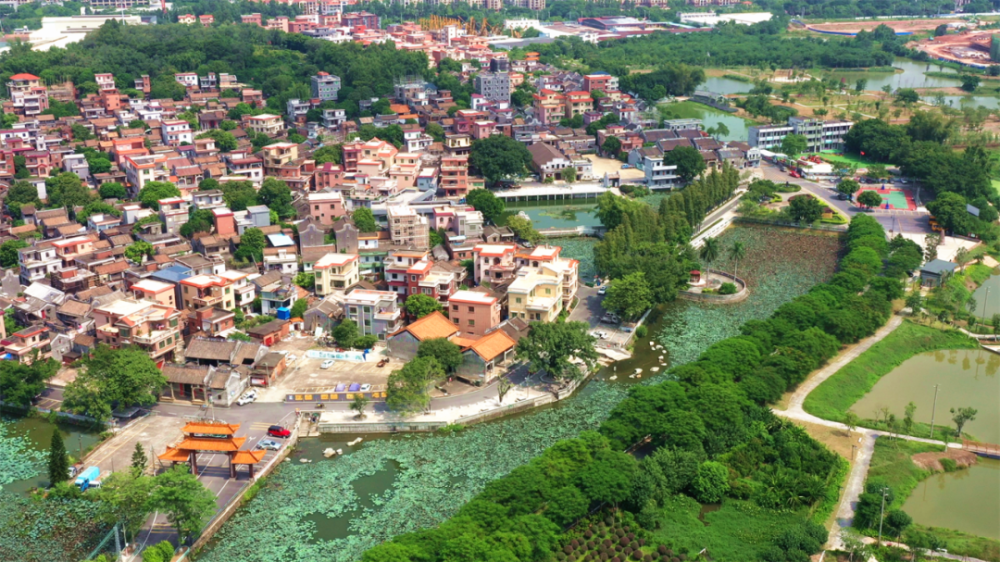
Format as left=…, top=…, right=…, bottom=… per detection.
left=759, top=163, right=932, bottom=236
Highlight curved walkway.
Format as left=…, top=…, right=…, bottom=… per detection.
left=771, top=314, right=965, bottom=554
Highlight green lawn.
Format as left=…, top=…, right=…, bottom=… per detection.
left=991, top=179, right=1000, bottom=196
left=912, top=525, right=1000, bottom=562
left=866, top=438, right=939, bottom=511
left=803, top=321, right=979, bottom=438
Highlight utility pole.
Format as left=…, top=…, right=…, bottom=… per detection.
left=878, top=487, right=887, bottom=546
left=982, top=288, right=990, bottom=332
left=929, top=384, right=940, bottom=439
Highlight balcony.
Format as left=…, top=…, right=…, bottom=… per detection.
left=131, top=328, right=176, bottom=345
left=375, top=308, right=401, bottom=321
left=192, top=294, right=222, bottom=307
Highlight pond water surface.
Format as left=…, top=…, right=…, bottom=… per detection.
left=700, top=76, right=754, bottom=95
left=3, top=416, right=101, bottom=494
left=659, top=101, right=751, bottom=142
left=902, top=457, right=1000, bottom=540
left=825, top=59, right=962, bottom=91
left=852, top=349, right=1000, bottom=443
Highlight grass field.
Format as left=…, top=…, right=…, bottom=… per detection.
left=818, top=151, right=890, bottom=168
left=650, top=496, right=811, bottom=561
left=802, top=321, right=979, bottom=439
left=912, top=525, right=1000, bottom=562
left=866, top=438, right=939, bottom=510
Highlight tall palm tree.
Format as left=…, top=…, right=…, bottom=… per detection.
left=699, top=237, right=719, bottom=266
left=727, top=240, right=746, bottom=279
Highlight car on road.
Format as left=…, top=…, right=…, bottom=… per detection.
left=621, top=164, right=630, bottom=169
left=257, top=439, right=281, bottom=451
left=360, top=383, right=372, bottom=392
left=320, top=359, right=334, bottom=369
left=267, top=425, right=292, bottom=438
left=589, top=330, right=609, bottom=339
left=237, top=390, right=257, bottom=406
left=600, top=313, right=620, bottom=324
left=597, top=285, right=607, bottom=296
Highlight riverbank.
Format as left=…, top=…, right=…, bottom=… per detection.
left=803, top=321, right=979, bottom=442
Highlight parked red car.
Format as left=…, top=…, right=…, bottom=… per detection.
left=267, top=425, right=291, bottom=438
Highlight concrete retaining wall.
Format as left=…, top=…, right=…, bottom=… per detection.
left=678, top=270, right=750, bottom=303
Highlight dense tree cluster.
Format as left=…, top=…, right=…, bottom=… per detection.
left=594, top=165, right=739, bottom=302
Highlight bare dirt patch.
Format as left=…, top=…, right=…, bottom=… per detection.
left=912, top=449, right=978, bottom=472
left=808, top=19, right=956, bottom=34
left=789, top=419, right=862, bottom=462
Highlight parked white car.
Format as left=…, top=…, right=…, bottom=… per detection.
left=597, top=285, right=608, bottom=296
left=237, top=390, right=257, bottom=406
left=589, top=330, right=609, bottom=340
left=321, top=359, right=335, bottom=369
left=257, top=439, right=280, bottom=451
left=360, top=383, right=372, bottom=392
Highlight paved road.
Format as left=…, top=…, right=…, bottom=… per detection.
left=759, top=164, right=932, bottom=236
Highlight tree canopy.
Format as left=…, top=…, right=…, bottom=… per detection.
left=62, top=345, right=167, bottom=421
left=516, top=321, right=599, bottom=381
left=469, top=135, right=532, bottom=184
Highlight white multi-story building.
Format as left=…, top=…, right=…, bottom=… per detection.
left=161, top=119, right=193, bottom=146
left=748, top=118, right=853, bottom=153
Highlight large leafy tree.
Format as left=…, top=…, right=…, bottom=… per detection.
left=138, top=181, right=181, bottom=211
left=466, top=188, right=505, bottom=224
left=788, top=195, right=824, bottom=223
left=258, top=178, right=293, bottom=218
left=62, top=345, right=167, bottom=421
left=603, top=271, right=652, bottom=320
left=516, top=321, right=599, bottom=381
left=180, top=209, right=214, bottom=238
left=0, top=239, right=27, bottom=268
left=417, top=338, right=463, bottom=373
left=0, top=356, right=57, bottom=407
left=149, top=465, right=217, bottom=544
left=6, top=179, right=40, bottom=218
left=234, top=227, right=266, bottom=263
left=469, top=135, right=532, bottom=185
left=352, top=208, right=379, bottom=233
left=404, top=293, right=443, bottom=319
left=46, top=172, right=93, bottom=209
left=220, top=180, right=258, bottom=212
left=663, top=146, right=706, bottom=183
left=124, top=241, right=155, bottom=264
left=779, top=134, right=808, bottom=159
left=386, top=356, right=444, bottom=414
left=196, top=129, right=237, bottom=152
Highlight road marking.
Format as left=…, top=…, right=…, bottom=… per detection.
left=85, top=417, right=152, bottom=467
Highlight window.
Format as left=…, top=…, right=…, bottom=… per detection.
left=545, top=288, right=551, bottom=295
left=468, top=319, right=475, bottom=326
left=159, top=341, right=165, bottom=349
left=226, top=287, right=231, bottom=294
left=515, top=297, right=522, bottom=304
left=452, top=305, right=459, bottom=311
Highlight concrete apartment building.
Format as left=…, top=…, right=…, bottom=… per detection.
left=748, top=117, right=853, bottom=153
left=439, top=156, right=471, bottom=197
left=180, top=274, right=239, bottom=311
left=308, top=191, right=347, bottom=225
left=18, top=242, right=61, bottom=285
left=474, top=72, right=511, bottom=105
left=448, top=290, right=501, bottom=338
left=387, top=204, right=430, bottom=250
left=313, top=252, right=360, bottom=296
left=130, top=278, right=178, bottom=308
left=161, top=119, right=194, bottom=146
left=242, top=114, right=285, bottom=136
left=343, top=289, right=403, bottom=340
left=92, top=298, right=183, bottom=362
left=2, top=326, right=51, bottom=364
left=158, top=197, right=191, bottom=234
left=311, top=72, right=341, bottom=101
left=7, top=73, right=49, bottom=117
left=507, top=266, right=564, bottom=323
left=472, top=243, right=518, bottom=285
left=515, top=245, right=580, bottom=309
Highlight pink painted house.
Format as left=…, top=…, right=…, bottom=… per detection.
left=448, top=290, right=501, bottom=338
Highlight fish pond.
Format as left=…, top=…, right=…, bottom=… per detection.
left=852, top=349, right=1000, bottom=443
left=825, top=58, right=962, bottom=91
left=903, top=457, right=1000, bottom=541
left=200, top=225, right=842, bottom=562
left=506, top=200, right=601, bottom=230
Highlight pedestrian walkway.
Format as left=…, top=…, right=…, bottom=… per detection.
left=771, top=314, right=964, bottom=552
